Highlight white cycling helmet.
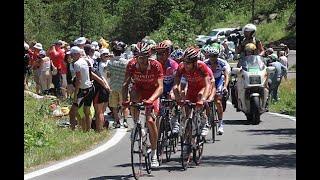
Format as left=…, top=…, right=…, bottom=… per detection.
left=207, top=47, right=220, bottom=55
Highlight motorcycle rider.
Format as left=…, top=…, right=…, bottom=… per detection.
left=236, top=23, right=265, bottom=58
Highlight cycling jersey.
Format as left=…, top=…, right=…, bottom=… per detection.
left=176, top=61, right=213, bottom=102
left=204, top=58, right=227, bottom=79
left=127, top=58, right=164, bottom=91
left=160, top=58, right=179, bottom=94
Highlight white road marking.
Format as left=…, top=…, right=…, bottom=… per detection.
left=226, top=101, right=296, bottom=121
left=24, top=128, right=128, bottom=180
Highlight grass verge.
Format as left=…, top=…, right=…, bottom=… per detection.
left=24, top=95, right=112, bottom=173
left=269, top=78, right=296, bottom=116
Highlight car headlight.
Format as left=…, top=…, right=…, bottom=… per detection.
left=249, top=76, right=261, bottom=84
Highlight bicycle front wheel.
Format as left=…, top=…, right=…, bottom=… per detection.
left=131, top=127, right=143, bottom=179
left=181, top=119, right=192, bottom=170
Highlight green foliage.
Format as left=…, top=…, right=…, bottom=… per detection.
left=24, top=95, right=110, bottom=170
left=149, top=10, right=197, bottom=48
left=24, top=0, right=296, bottom=52
left=24, top=96, right=53, bottom=151
left=269, top=78, right=296, bottom=116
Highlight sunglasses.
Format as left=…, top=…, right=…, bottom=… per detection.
left=208, top=54, right=218, bottom=57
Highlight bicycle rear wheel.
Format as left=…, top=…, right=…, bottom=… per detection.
left=211, top=105, right=218, bottom=143
left=157, top=116, right=166, bottom=165
left=131, top=126, right=143, bottom=179
left=181, top=119, right=192, bottom=170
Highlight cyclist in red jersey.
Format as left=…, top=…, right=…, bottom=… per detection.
left=173, top=47, right=215, bottom=137
left=122, top=42, right=164, bottom=168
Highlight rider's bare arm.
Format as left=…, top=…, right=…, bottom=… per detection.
left=173, top=74, right=182, bottom=101
left=207, top=78, right=216, bottom=101
left=223, top=70, right=229, bottom=90
left=201, top=75, right=211, bottom=101
left=148, top=78, right=163, bottom=102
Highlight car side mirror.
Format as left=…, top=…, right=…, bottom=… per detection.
left=266, top=66, right=276, bottom=73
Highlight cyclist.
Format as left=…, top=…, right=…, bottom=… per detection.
left=173, top=47, right=214, bottom=137
left=204, top=47, right=229, bottom=135
left=154, top=41, right=180, bottom=134
left=122, top=42, right=164, bottom=168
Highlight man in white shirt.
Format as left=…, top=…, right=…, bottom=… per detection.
left=68, top=46, right=110, bottom=132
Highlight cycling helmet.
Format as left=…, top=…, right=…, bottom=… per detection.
left=207, top=46, right=220, bottom=55
left=135, top=42, right=151, bottom=55
left=244, top=43, right=257, bottom=52
left=170, top=49, right=184, bottom=59
left=183, top=47, right=200, bottom=63
left=156, top=42, right=170, bottom=50
left=201, top=45, right=211, bottom=53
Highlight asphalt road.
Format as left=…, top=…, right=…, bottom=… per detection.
left=28, top=102, right=296, bottom=180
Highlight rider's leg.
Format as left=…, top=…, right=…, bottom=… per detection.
left=145, top=98, right=160, bottom=167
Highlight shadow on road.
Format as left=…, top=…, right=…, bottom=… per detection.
left=200, top=153, right=296, bottom=169
left=256, top=142, right=296, bottom=150
left=241, top=128, right=296, bottom=136
left=223, top=119, right=250, bottom=125
left=88, top=174, right=133, bottom=180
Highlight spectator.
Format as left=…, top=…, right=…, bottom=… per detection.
left=38, top=50, right=52, bottom=95
left=68, top=46, right=95, bottom=131
left=32, top=43, right=43, bottom=94
left=266, top=57, right=287, bottom=102
left=24, top=42, right=31, bottom=90
left=48, top=40, right=65, bottom=98
left=92, top=48, right=112, bottom=131
left=278, top=51, right=289, bottom=80
left=107, top=42, right=129, bottom=128
left=280, top=43, right=289, bottom=57
left=84, top=44, right=95, bottom=65
left=65, top=51, right=75, bottom=99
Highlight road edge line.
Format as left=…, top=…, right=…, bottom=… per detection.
left=24, top=128, right=127, bottom=180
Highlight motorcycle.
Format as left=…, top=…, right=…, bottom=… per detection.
left=230, top=55, right=275, bottom=124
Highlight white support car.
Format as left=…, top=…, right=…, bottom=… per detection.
left=196, top=28, right=236, bottom=46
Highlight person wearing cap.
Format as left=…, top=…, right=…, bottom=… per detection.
left=279, top=43, right=289, bottom=57
left=24, top=42, right=31, bottom=90
left=68, top=46, right=111, bottom=132
left=106, top=42, right=130, bottom=128
left=48, top=40, right=65, bottom=97
left=74, top=37, right=87, bottom=57
left=38, top=50, right=53, bottom=95
left=31, top=42, right=43, bottom=94
left=266, top=56, right=287, bottom=102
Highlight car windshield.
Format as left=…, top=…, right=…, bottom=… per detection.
left=208, top=31, right=219, bottom=36
left=239, top=55, right=265, bottom=71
